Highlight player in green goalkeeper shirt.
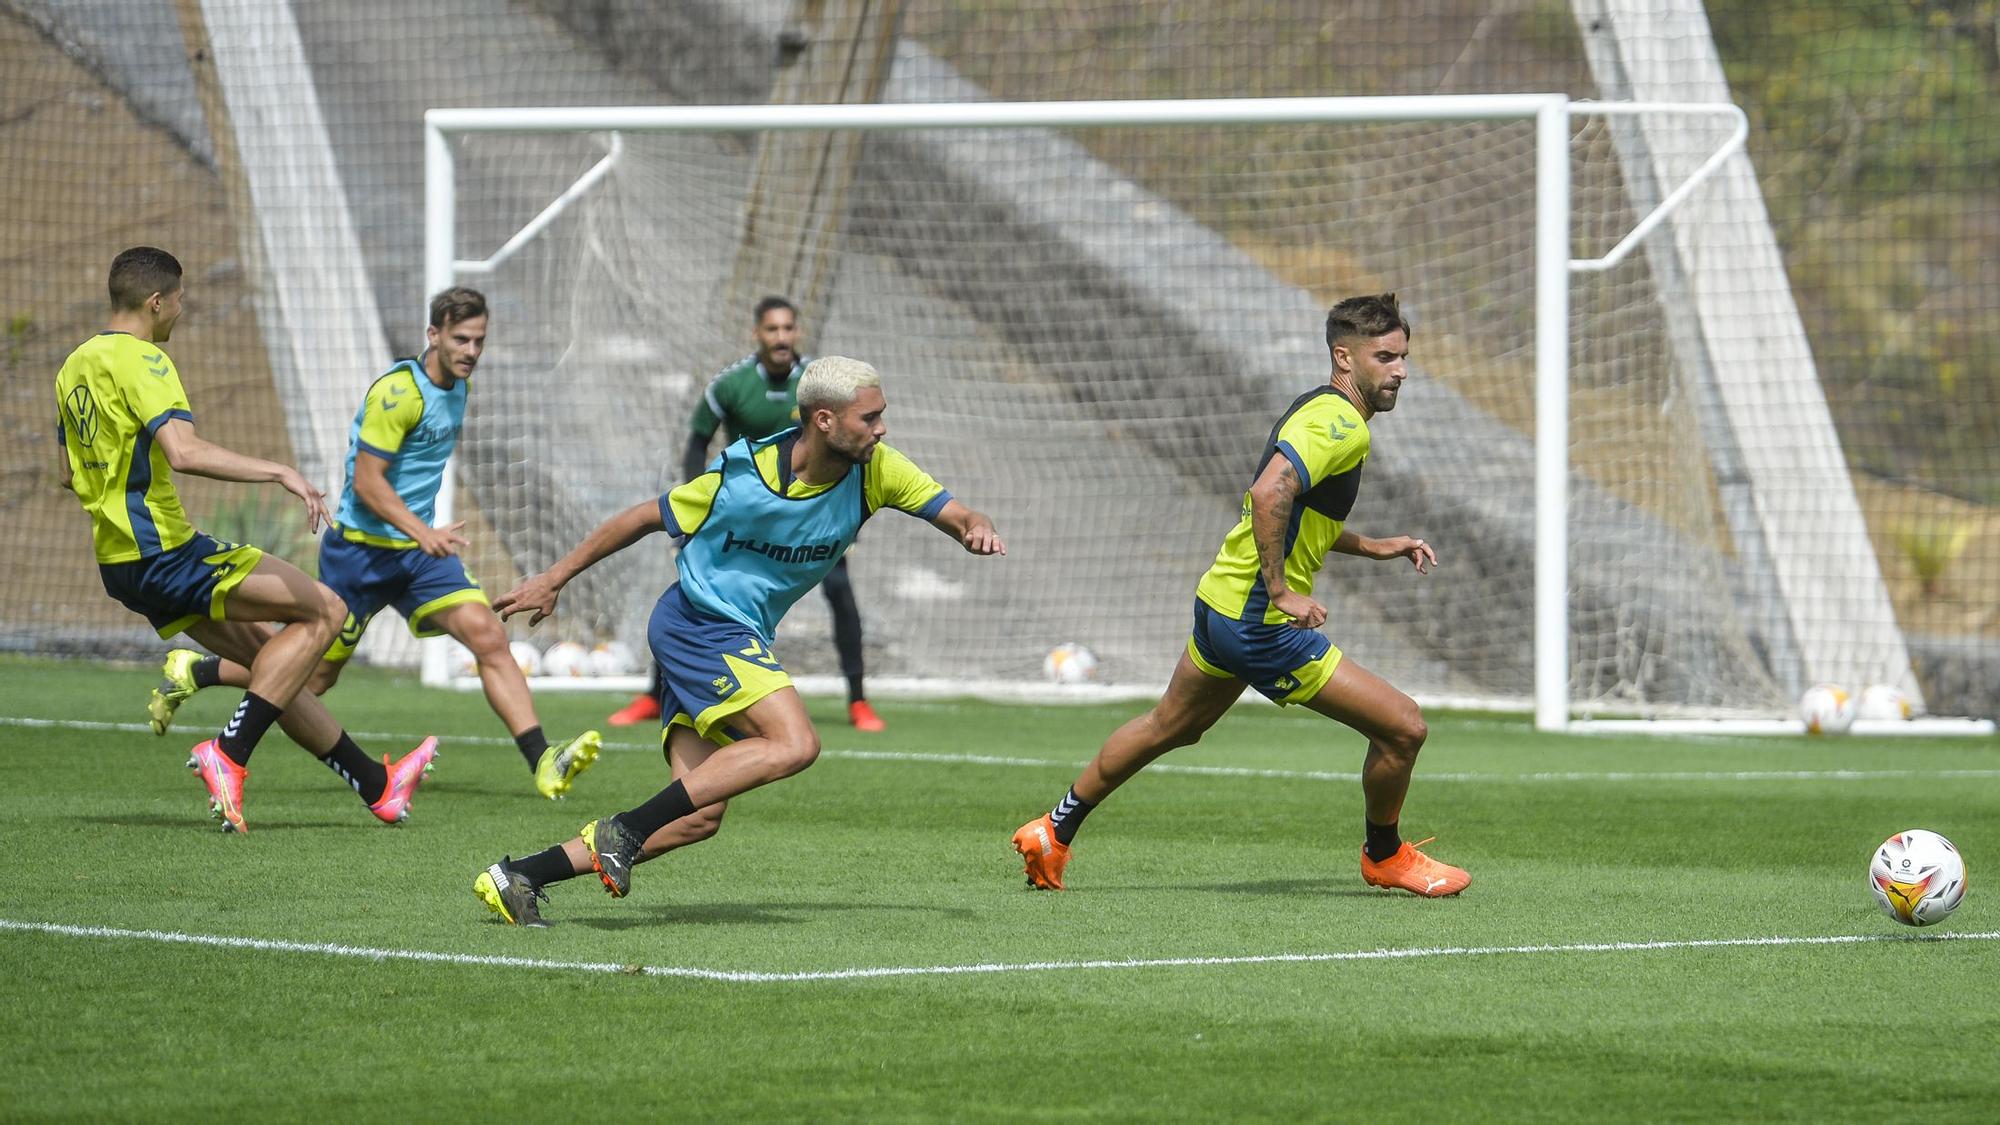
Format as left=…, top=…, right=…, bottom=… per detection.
left=608, top=295, right=887, bottom=731
left=147, top=287, right=601, bottom=800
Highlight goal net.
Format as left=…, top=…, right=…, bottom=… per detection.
left=425, top=95, right=1915, bottom=726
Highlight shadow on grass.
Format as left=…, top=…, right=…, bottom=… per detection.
left=82, top=814, right=372, bottom=832
left=571, top=899, right=979, bottom=929
left=1093, top=877, right=1379, bottom=897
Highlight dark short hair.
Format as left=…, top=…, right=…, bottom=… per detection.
left=753, top=295, right=796, bottom=324
left=1325, top=293, right=1411, bottom=351
left=428, top=286, right=487, bottom=329
left=108, top=246, right=183, bottom=311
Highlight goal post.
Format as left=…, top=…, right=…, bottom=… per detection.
left=418, top=94, right=1982, bottom=734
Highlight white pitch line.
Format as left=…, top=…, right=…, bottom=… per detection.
left=4, top=715, right=1999, bottom=784
left=1, top=917, right=1994, bottom=984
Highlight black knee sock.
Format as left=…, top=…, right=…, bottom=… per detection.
left=191, top=656, right=224, bottom=689
left=618, top=779, right=696, bottom=841
left=1365, top=819, right=1402, bottom=863
left=216, top=692, right=282, bottom=766
left=512, top=844, right=582, bottom=886
left=846, top=675, right=866, bottom=706
left=1048, top=787, right=1096, bottom=845
left=515, top=726, right=549, bottom=771
left=323, top=732, right=388, bottom=803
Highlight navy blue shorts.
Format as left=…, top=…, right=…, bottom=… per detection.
left=318, top=529, right=487, bottom=661
left=98, top=533, right=265, bottom=638
left=1186, top=598, right=1343, bottom=704
left=647, top=584, right=792, bottom=745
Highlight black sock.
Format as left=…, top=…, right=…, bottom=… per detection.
left=512, top=845, right=582, bottom=886
left=1048, top=787, right=1096, bottom=845
left=191, top=656, right=224, bottom=689
left=515, top=727, right=549, bottom=771
left=846, top=676, right=865, bottom=706
left=618, top=779, right=696, bottom=841
left=215, top=692, right=282, bottom=766
left=1365, top=819, right=1402, bottom=863
left=323, top=732, right=388, bottom=803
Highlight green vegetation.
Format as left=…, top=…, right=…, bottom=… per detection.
left=1708, top=0, right=2000, bottom=501
left=3, top=655, right=1996, bottom=1120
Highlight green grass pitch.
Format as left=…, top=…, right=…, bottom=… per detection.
left=2, top=654, right=1996, bottom=1121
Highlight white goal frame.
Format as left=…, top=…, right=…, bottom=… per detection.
left=419, top=95, right=1991, bottom=736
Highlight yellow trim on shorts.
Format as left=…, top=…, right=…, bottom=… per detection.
left=1279, top=644, right=1344, bottom=706
left=1185, top=635, right=1233, bottom=680
left=154, top=612, right=202, bottom=640
left=664, top=712, right=740, bottom=749
left=689, top=651, right=794, bottom=743
left=333, top=523, right=420, bottom=550
left=406, top=587, right=490, bottom=638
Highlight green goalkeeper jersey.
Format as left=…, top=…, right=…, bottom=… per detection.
left=688, top=353, right=812, bottom=443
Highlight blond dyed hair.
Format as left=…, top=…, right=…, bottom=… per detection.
left=797, top=355, right=882, bottom=415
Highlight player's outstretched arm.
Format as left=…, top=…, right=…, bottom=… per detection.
left=1331, top=529, right=1437, bottom=574
left=681, top=432, right=713, bottom=484
left=929, top=499, right=1006, bottom=556
left=352, top=450, right=468, bottom=558
left=152, top=417, right=329, bottom=532
left=494, top=499, right=665, bottom=626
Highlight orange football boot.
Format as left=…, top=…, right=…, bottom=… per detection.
left=1012, top=814, right=1071, bottom=890
left=607, top=693, right=662, bottom=727
left=848, top=699, right=886, bottom=732
left=1360, top=837, right=1470, bottom=897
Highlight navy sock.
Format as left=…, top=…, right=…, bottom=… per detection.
left=1048, top=787, right=1096, bottom=845
left=191, top=656, right=224, bottom=688
left=215, top=692, right=282, bottom=766
left=515, top=726, right=549, bottom=771
left=512, top=845, right=582, bottom=886
left=323, top=733, right=387, bottom=804
left=618, top=779, right=696, bottom=841
left=1365, top=819, right=1402, bottom=863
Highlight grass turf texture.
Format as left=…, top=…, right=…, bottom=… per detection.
left=2, top=653, right=1996, bottom=1121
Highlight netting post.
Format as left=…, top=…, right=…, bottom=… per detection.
left=1534, top=98, right=1572, bottom=732
left=419, top=119, right=456, bottom=688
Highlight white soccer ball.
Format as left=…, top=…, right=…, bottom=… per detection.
left=543, top=640, right=591, bottom=678
left=1870, top=829, right=1967, bottom=927
left=588, top=640, right=637, bottom=677
left=1798, top=683, right=1855, bottom=735
left=443, top=639, right=478, bottom=679
left=1043, top=643, right=1099, bottom=685
left=508, top=640, right=543, bottom=677
left=1856, top=683, right=1913, bottom=722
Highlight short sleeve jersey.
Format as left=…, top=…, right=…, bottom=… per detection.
left=334, top=357, right=468, bottom=546
left=1195, top=387, right=1371, bottom=624
left=659, top=431, right=950, bottom=638
left=55, top=332, right=197, bottom=563
left=688, top=354, right=810, bottom=444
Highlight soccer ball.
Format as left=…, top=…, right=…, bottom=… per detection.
left=443, top=639, right=478, bottom=678
left=589, top=641, right=637, bottom=677
left=507, top=640, right=543, bottom=677
left=1798, top=683, right=1855, bottom=735
left=1869, top=829, right=1967, bottom=927
left=1856, top=683, right=1913, bottom=722
left=543, top=640, right=591, bottom=678
left=1043, top=643, right=1099, bottom=685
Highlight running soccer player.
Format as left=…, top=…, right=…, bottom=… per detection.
left=608, top=296, right=887, bottom=732
left=56, top=246, right=436, bottom=833
left=475, top=356, right=1005, bottom=926
left=1010, top=293, right=1470, bottom=897
left=148, top=287, right=601, bottom=800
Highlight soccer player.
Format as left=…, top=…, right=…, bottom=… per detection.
left=475, top=356, right=1005, bottom=926
left=607, top=296, right=888, bottom=732
left=1010, top=293, right=1470, bottom=897
left=148, top=287, right=602, bottom=800
left=55, top=246, right=436, bottom=833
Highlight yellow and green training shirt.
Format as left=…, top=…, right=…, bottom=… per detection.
left=1195, top=386, right=1370, bottom=624
left=55, top=332, right=198, bottom=563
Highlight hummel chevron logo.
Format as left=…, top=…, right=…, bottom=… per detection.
left=146, top=353, right=170, bottom=378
